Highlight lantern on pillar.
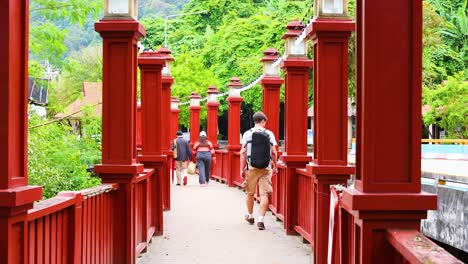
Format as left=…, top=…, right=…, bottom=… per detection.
left=190, top=92, right=202, bottom=107
left=283, top=20, right=308, bottom=57
left=207, top=85, right=219, bottom=102
left=171, top=96, right=179, bottom=110
left=228, top=77, right=243, bottom=97
left=104, top=0, right=138, bottom=19
left=159, top=47, right=174, bottom=76
left=261, top=48, right=280, bottom=77
left=314, top=0, right=349, bottom=18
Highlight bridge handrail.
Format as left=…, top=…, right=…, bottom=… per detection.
left=27, top=183, right=119, bottom=221
left=386, top=229, right=463, bottom=263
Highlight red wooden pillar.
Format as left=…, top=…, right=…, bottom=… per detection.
left=170, top=97, right=180, bottom=139
left=0, top=1, right=43, bottom=262
left=306, top=18, right=355, bottom=264
left=189, top=92, right=202, bottom=148
left=206, top=86, right=220, bottom=149
left=280, top=21, right=313, bottom=235
left=341, top=1, right=437, bottom=263
left=260, top=48, right=283, bottom=145
left=94, top=20, right=145, bottom=264
left=158, top=47, right=174, bottom=210
left=137, top=51, right=166, bottom=236
left=226, top=78, right=243, bottom=187
left=136, top=103, right=142, bottom=151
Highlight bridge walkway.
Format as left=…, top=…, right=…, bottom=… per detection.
left=138, top=174, right=312, bottom=264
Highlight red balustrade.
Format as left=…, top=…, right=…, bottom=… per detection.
left=221, top=151, right=229, bottom=182
left=27, top=184, right=117, bottom=264
left=211, top=150, right=226, bottom=181
left=270, top=163, right=286, bottom=221
left=231, top=152, right=242, bottom=187
left=294, top=168, right=313, bottom=244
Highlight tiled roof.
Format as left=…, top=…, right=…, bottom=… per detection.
left=55, top=82, right=102, bottom=119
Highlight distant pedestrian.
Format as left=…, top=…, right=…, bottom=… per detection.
left=240, top=112, right=278, bottom=230
left=193, top=131, right=216, bottom=187
left=172, top=131, right=192, bottom=186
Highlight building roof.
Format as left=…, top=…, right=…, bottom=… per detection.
left=28, top=77, right=49, bottom=105
left=55, top=82, right=102, bottom=120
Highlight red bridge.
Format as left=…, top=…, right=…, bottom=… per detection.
left=0, top=0, right=464, bottom=263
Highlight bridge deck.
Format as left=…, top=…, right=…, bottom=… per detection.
left=138, top=175, right=312, bottom=264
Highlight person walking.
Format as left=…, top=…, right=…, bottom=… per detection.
left=172, top=131, right=192, bottom=186
left=193, top=131, right=215, bottom=187
left=240, top=112, right=278, bottom=230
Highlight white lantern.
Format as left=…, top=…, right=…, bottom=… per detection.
left=171, top=97, right=179, bottom=110
left=104, top=0, right=138, bottom=19
left=283, top=20, right=308, bottom=57
left=228, top=78, right=242, bottom=98
left=207, top=86, right=219, bottom=103
left=315, top=0, right=348, bottom=18
left=261, top=48, right=280, bottom=77
left=162, top=60, right=172, bottom=76
left=190, top=93, right=202, bottom=107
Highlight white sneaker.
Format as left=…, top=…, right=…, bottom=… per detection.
left=200, top=184, right=207, bottom=187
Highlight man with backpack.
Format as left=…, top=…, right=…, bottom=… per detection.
left=172, top=131, right=192, bottom=186
left=240, top=112, right=278, bottom=230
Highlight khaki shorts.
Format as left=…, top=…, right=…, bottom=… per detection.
left=243, top=167, right=272, bottom=196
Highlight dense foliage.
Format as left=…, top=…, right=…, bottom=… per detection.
left=28, top=114, right=102, bottom=199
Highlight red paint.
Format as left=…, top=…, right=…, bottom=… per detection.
left=137, top=51, right=166, bottom=235
left=94, top=19, right=145, bottom=264
left=306, top=18, right=356, bottom=264
left=226, top=78, right=243, bottom=187
left=340, top=1, right=438, bottom=263
left=0, top=1, right=42, bottom=263
left=206, top=86, right=220, bottom=149
left=280, top=21, right=313, bottom=235
left=170, top=97, right=180, bottom=140
left=136, top=104, right=142, bottom=150
left=260, top=49, right=283, bottom=143
left=189, top=92, right=202, bottom=148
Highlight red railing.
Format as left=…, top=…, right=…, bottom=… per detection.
left=212, top=150, right=226, bottom=181
left=385, top=229, right=463, bottom=264
left=294, top=168, right=313, bottom=244
left=270, top=163, right=286, bottom=221
left=231, top=152, right=242, bottom=187
left=25, top=168, right=160, bottom=263
left=27, top=184, right=118, bottom=264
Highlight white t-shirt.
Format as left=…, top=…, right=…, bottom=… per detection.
left=241, top=127, right=277, bottom=158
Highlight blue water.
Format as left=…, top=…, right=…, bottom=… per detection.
left=350, top=143, right=468, bottom=154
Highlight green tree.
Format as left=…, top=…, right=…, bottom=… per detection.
left=423, top=72, right=468, bottom=138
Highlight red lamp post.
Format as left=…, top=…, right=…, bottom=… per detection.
left=305, top=4, right=355, bottom=262
left=170, top=96, right=181, bottom=139
left=158, top=47, right=174, bottom=210
left=137, top=51, right=166, bottom=236
left=340, top=0, right=437, bottom=262
left=94, top=2, right=145, bottom=262
left=0, top=1, right=43, bottom=262
left=206, top=86, right=220, bottom=149
left=189, top=92, right=202, bottom=148
left=260, top=48, right=283, bottom=145
left=280, top=20, right=313, bottom=235
left=226, top=78, right=243, bottom=187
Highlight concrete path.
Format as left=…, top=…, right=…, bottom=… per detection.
left=138, top=175, right=312, bottom=264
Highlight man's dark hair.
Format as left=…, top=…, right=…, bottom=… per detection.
left=176, top=131, right=183, bottom=136
left=253, top=112, right=268, bottom=124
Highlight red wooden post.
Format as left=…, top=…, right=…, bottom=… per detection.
left=189, top=92, right=202, bottom=148
left=137, top=103, right=142, bottom=151
left=226, top=78, right=243, bottom=187
left=280, top=20, right=313, bottom=235
left=341, top=1, right=437, bottom=263
left=306, top=17, right=355, bottom=264
left=0, top=1, right=43, bottom=262
left=206, top=86, right=220, bottom=149
left=94, top=19, right=145, bottom=264
left=158, top=47, right=174, bottom=210
left=170, top=97, right=181, bottom=139
left=137, top=51, right=166, bottom=236
left=260, top=48, right=283, bottom=145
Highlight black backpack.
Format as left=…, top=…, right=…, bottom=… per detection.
left=247, top=129, right=272, bottom=169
